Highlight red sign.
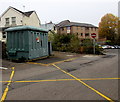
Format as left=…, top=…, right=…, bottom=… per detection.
left=91, top=33, right=96, bottom=38
left=36, top=37, right=40, bottom=43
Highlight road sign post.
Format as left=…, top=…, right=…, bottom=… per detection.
left=93, top=38, right=95, bottom=54
left=91, top=33, right=96, bottom=54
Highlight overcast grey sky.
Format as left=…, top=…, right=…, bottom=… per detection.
left=0, top=0, right=119, bottom=26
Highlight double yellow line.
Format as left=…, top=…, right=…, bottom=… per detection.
left=52, top=64, right=114, bottom=102
left=0, top=67, right=15, bottom=102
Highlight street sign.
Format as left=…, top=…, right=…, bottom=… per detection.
left=91, top=33, right=96, bottom=38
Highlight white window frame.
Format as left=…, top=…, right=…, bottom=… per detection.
left=5, top=18, right=9, bottom=26
left=11, top=17, right=16, bottom=25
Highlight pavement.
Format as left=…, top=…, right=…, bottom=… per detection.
left=0, top=49, right=119, bottom=101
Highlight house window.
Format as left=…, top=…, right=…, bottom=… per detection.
left=76, top=26, right=79, bottom=30
left=11, top=17, right=16, bottom=25
left=91, top=28, right=93, bottom=31
left=67, top=27, right=70, bottom=33
left=61, top=27, right=64, bottom=31
left=54, top=26, right=56, bottom=30
left=5, top=18, right=9, bottom=26
left=81, top=27, right=83, bottom=30
left=85, top=33, right=89, bottom=37
left=81, top=33, right=83, bottom=36
left=2, top=32, right=6, bottom=38
left=85, top=27, right=89, bottom=30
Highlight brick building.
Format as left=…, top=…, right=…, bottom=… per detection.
left=55, top=20, right=98, bottom=40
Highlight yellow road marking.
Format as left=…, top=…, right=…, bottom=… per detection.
left=47, top=57, right=77, bottom=65
left=0, top=87, right=8, bottom=102
left=0, top=78, right=120, bottom=83
left=27, top=57, right=77, bottom=66
left=0, top=67, right=15, bottom=102
left=26, top=62, right=48, bottom=66
left=52, top=64, right=114, bottom=102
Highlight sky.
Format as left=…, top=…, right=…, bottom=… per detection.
left=0, top=0, right=119, bottom=26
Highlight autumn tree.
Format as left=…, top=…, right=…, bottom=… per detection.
left=98, top=13, right=118, bottom=44
left=116, top=19, right=120, bottom=45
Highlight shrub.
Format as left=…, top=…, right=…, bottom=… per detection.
left=52, top=34, right=103, bottom=54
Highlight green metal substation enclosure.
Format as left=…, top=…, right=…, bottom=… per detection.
left=5, top=26, right=49, bottom=61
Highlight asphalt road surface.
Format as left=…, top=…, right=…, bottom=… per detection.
left=1, top=49, right=119, bottom=102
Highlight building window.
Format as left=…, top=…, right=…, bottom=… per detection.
left=2, top=32, right=6, bottom=38
left=85, top=27, right=89, bottom=30
left=81, top=27, right=83, bottom=30
left=61, top=27, right=64, bottom=31
left=94, top=28, right=97, bottom=31
left=76, top=26, right=79, bottom=30
left=11, top=17, right=16, bottom=25
left=91, top=28, right=93, bottom=31
left=81, top=33, right=83, bottom=36
left=5, top=18, right=9, bottom=26
left=85, top=33, right=89, bottom=37
left=67, top=27, right=70, bottom=33
left=54, top=26, right=56, bottom=30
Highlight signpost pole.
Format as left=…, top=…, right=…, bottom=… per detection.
left=91, top=33, right=96, bottom=55
left=93, top=38, right=95, bottom=54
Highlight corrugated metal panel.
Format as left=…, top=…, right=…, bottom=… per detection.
left=6, top=26, right=49, bottom=60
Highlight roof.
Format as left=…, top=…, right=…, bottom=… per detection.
left=55, top=20, right=70, bottom=27
left=1, top=6, right=34, bottom=17
left=5, top=26, right=48, bottom=33
left=11, top=6, right=34, bottom=17
left=41, top=22, right=55, bottom=31
left=56, top=20, right=98, bottom=28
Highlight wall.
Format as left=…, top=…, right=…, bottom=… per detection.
left=0, top=8, right=23, bottom=27
left=57, top=26, right=98, bottom=40
left=23, top=12, right=41, bottom=27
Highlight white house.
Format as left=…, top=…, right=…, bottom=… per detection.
left=41, top=21, right=55, bottom=31
left=0, top=6, right=41, bottom=42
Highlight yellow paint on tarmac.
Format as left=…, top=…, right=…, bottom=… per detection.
left=0, top=87, right=8, bottom=102
left=27, top=57, right=78, bottom=66
left=0, top=67, right=15, bottom=102
left=52, top=64, right=114, bottom=102
left=26, top=62, right=48, bottom=66
left=0, top=78, right=120, bottom=83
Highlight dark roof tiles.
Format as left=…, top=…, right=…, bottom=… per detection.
left=56, top=20, right=97, bottom=28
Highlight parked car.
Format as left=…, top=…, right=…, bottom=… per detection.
left=114, top=45, right=120, bottom=49
left=101, top=45, right=110, bottom=49
left=109, top=45, right=115, bottom=49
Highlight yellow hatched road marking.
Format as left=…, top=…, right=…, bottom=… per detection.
left=0, top=67, right=15, bottom=102
left=52, top=64, right=114, bottom=102
left=0, top=78, right=120, bottom=83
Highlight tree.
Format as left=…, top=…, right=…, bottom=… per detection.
left=98, top=13, right=118, bottom=44
left=116, top=20, right=120, bottom=45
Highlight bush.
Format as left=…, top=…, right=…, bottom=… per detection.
left=80, top=39, right=103, bottom=54
left=52, top=34, right=72, bottom=51
left=52, top=34, right=103, bottom=54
